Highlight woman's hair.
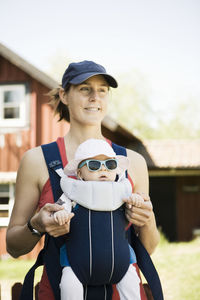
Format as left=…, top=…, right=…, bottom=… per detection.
left=47, top=85, right=70, bottom=122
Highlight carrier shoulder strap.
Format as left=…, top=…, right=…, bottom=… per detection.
left=19, top=249, right=45, bottom=300
left=42, top=141, right=64, bottom=200
left=112, top=142, right=163, bottom=300
left=41, top=142, right=65, bottom=299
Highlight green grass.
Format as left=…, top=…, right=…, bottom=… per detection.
left=0, top=258, right=42, bottom=282
left=0, top=235, right=200, bottom=299
left=150, top=234, right=200, bottom=300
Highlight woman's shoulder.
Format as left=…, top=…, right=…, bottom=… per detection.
left=17, top=146, right=48, bottom=191
left=126, top=148, right=147, bottom=166
left=21, top=146, right=44, bottom=166
left=126, top=148, right=148, bottom=188
left=18, top=146, right=47, bottom=181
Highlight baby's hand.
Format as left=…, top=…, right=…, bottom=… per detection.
left=124, top=192, right=150, bottom=208
left=124, top=192, right=150, bottom=209
left=54, top=210, right=74, bottom=226
left=128, top=193, right=144, bottom=208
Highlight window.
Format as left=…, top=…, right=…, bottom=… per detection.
left=0, top=84, right=30, bottom=128
left=0, top=184, right=15, bottom=226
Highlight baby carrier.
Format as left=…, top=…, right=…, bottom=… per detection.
left=20, top=141, right=163, bottom=300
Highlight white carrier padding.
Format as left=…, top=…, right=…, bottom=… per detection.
left=59, top=193, right=72, bottom=213
left=59, top=175, right=132, bottom=211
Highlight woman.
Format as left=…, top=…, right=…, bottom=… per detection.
left=6, top=60, right=160, bottom=299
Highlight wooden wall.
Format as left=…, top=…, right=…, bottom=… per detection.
left=149, top=176, right=177, bottom=241
left=150, top=175, right=200, bottom=241
left=0, top=131, right=31, bottom=171
left=0, top=56, right=69, bottom=172
left=176, top=176, right=200, bottom=241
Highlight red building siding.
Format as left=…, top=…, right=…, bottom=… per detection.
left=0, top=131, right=31, bottom=171
left=0, top=55, right=69, bottom=173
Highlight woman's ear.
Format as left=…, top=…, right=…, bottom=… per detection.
left=59, top=88, right=68, bottom=105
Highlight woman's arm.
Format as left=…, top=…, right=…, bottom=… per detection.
left=6, top=147, right=71, bottom=258
left=125, top=149, right=160, bottom=254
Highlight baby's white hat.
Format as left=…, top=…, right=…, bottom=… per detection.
left=64, top=138, right=129, bottom=176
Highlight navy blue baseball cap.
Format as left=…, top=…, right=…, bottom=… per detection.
left=62, top=60, right=118, bottom=89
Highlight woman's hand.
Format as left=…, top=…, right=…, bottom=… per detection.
left=124, top=192, right=153, bottom=227
left=31, top=203, right=74, bottom=237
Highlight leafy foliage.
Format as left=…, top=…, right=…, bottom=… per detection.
left=109, top=69, right=154, bottom=138
left=109, top=70, right=200, bottom=139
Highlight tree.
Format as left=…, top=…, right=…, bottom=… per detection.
left=152, top=97, right=200, bottom=139
left=108, top=69, right=154, bottom=138
left=46, top=50, right=71, bottom=83
left=109, top=70, right=200, bottom=139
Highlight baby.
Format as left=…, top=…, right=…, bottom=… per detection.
left=54, top=139, right=147, bottom=300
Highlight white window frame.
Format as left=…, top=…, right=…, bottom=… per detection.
left=0, top=83, right=30, bottom=128
left=0, top=183, right=15, bottom=227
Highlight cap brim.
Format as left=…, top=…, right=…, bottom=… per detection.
left=69, top=72, right=118, bottom=88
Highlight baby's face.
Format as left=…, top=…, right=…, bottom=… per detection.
left=78, top=155, right=117, bottom=181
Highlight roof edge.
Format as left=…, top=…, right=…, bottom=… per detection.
left=0, top=42, right=58, bottom=89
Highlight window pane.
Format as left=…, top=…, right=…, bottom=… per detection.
left=4, top=90, right=21, bottom=104
left=0, top=210, right=9, bottom=217
left=4, top=107, right=20, bottom=119
left=0, top=184, right=9, bottom=193
left=0, top=197, right=9, bottom=205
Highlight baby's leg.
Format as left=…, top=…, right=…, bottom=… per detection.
left=116, top=264, right=141, bottom=300
left=60, top=266, right=84, bottom=300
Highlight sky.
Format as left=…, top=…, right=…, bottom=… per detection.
left=0, top=0, right=200, bottom=115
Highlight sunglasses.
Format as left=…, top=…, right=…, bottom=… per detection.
left=78, top=159, right=118, bottom=172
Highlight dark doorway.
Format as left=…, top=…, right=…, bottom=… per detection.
left=149, top=176, right=176, bottom=241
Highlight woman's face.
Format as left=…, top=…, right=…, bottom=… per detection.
left=62, top=75, right=109, bottom=126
